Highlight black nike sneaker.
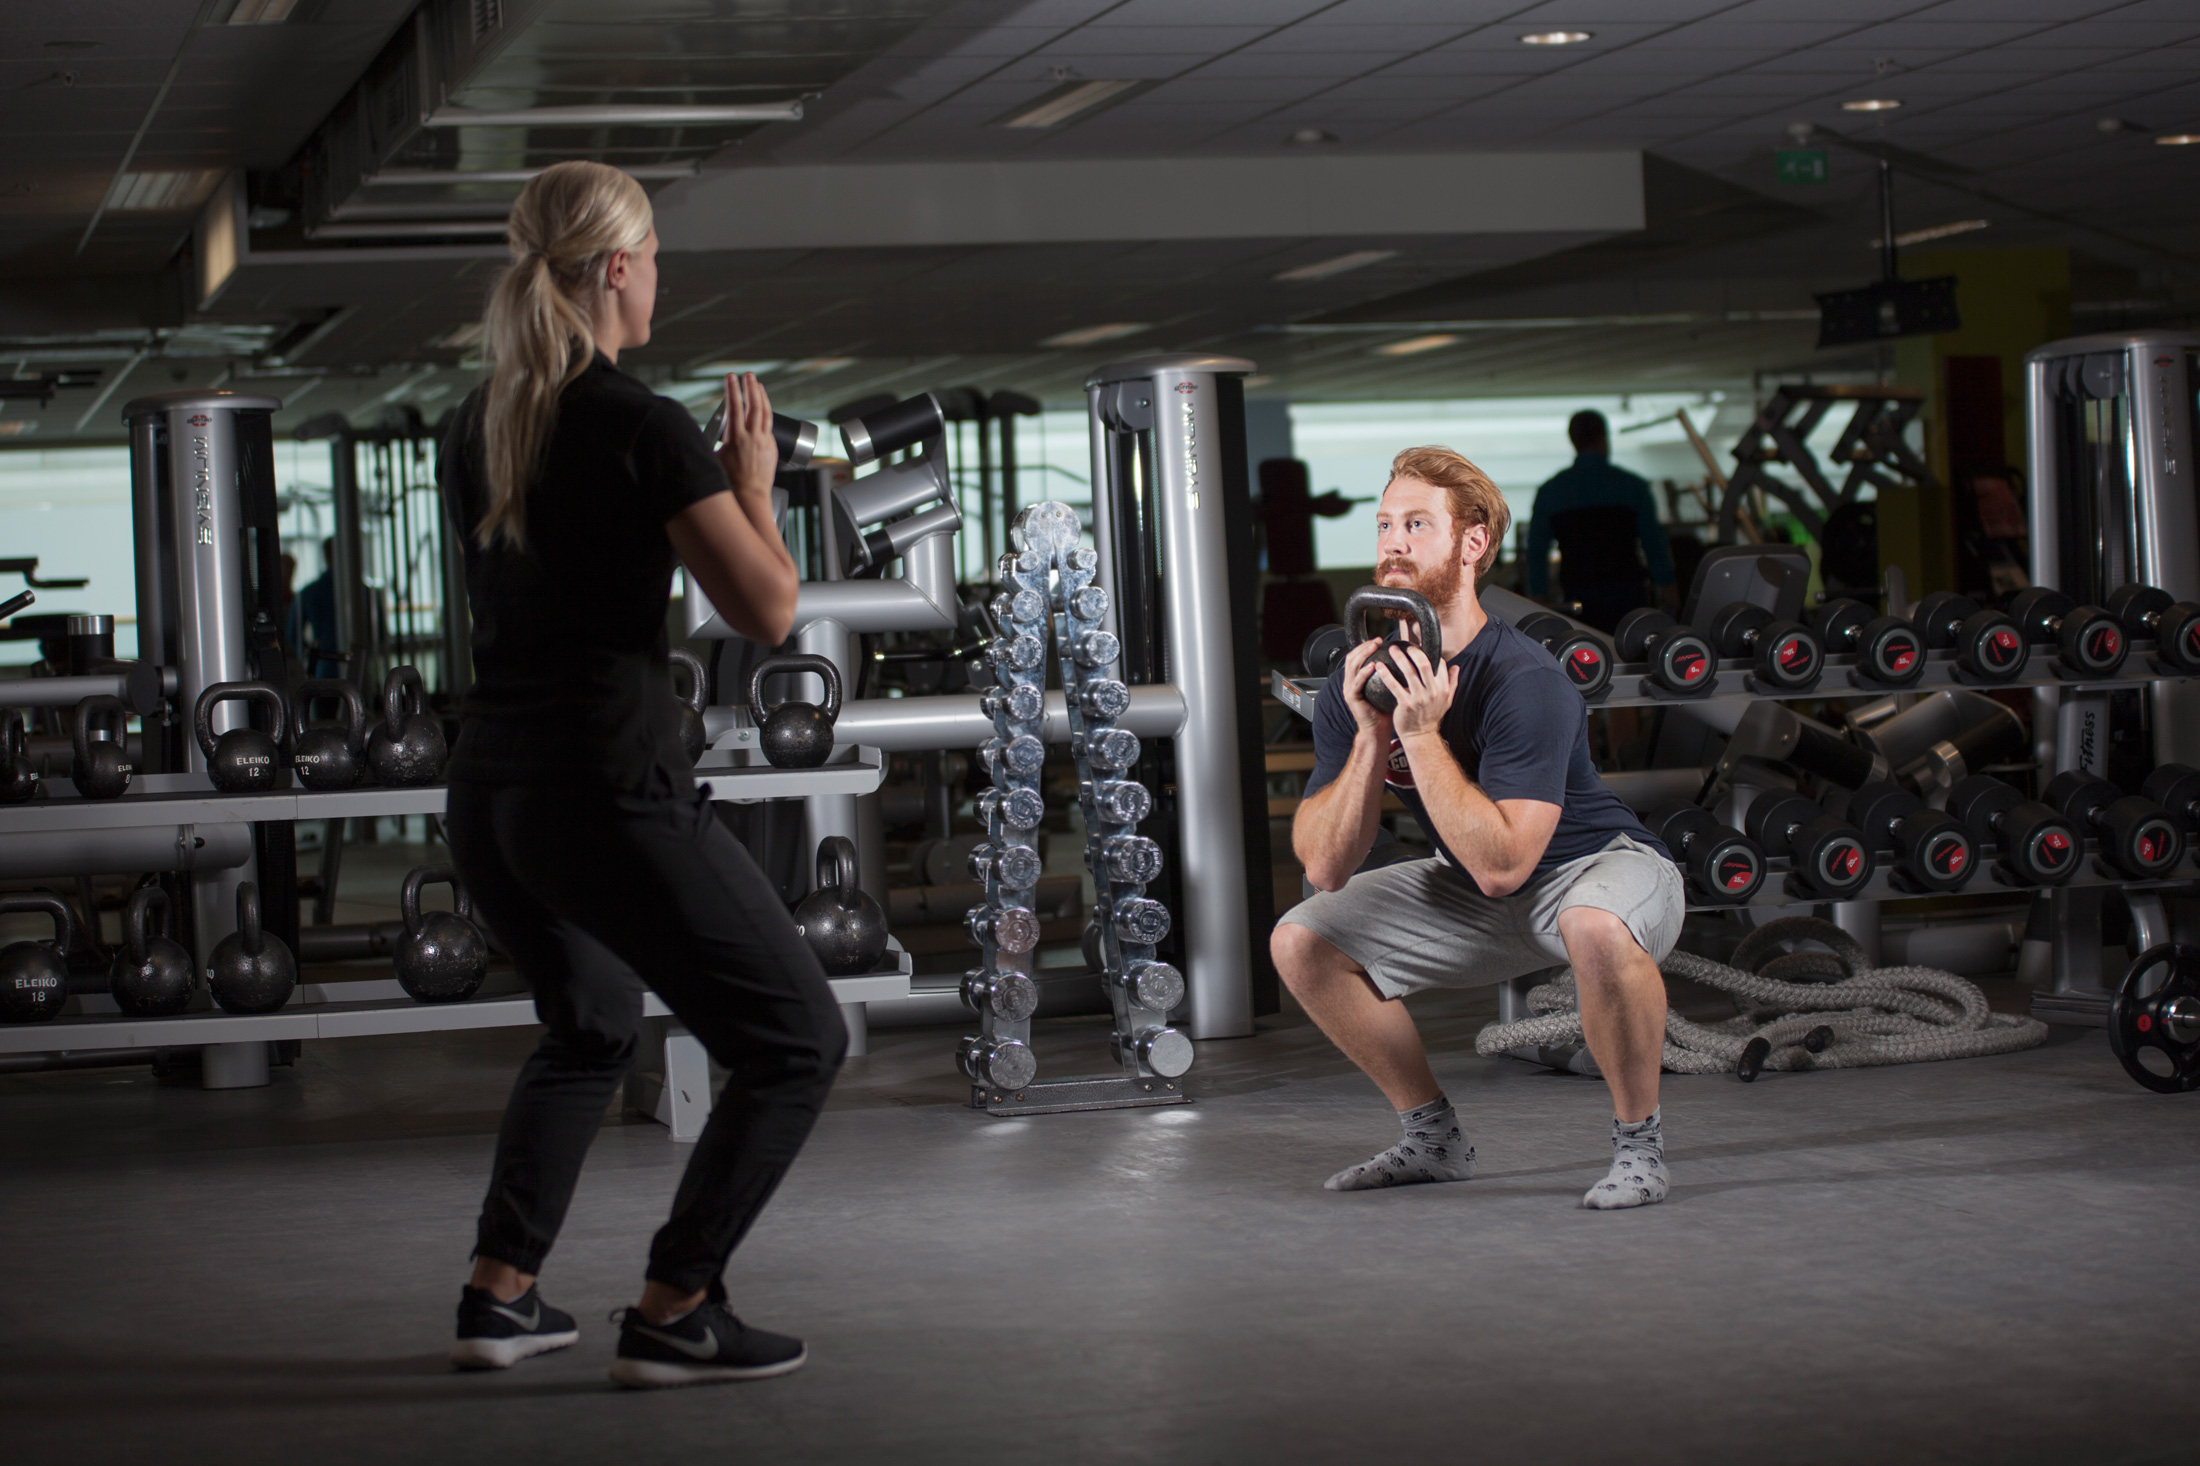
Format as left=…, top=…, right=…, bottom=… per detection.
left=450, top=1285, right=580, bottom=1370
left=607, top=1301, right=807, bottom=1388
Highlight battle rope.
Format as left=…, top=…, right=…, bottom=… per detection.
left=1473, top=915, right=2049, bottom=1076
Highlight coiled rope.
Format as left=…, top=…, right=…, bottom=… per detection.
left=1473, top=915, right=2049, bottom=1076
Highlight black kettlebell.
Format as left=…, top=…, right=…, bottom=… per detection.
left=195, top=680, right=290, bottom=794
left=365, top=665, right=447, bottom=787
left=0, top=891, right=73, bottom=1023
left=749, top=653, right=842, bottom=769
left=207, top=881, right=297, bottom=1015
left=792, top=835, right=888, bottom=975
left=394, top=864, right=488, bottom=1004
left=668, top=648, right=709, bottom=765
left=71, top=694, right=132, bottom=800
left=291, top=678, right=366, bottom=791
left=109, top=886, right=197, bottom=1017
left=1343, top=586, right=1444, bottom=714
left=1, top=711, right=40, bottom=804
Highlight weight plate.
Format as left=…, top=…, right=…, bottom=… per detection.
left=2109, top=945, right=2200, bottom=1093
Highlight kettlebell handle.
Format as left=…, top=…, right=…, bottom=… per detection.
left=815, top=835, right=859, bottom=909
left=295, top=678, right=366, bottom=747
left=124, top=885, right=171, bottom=964
left=748, top=653, right=843, bottom=725
left=234, top=881, right=263, bottom=959
left=667, top=648, right=709, bottom=715
left=380, top=665, right=427, bottom=738
left=72, top=694, right=126, bottom=765
left=194, top=681, right=291, bottom=760
left=0, top=890, right=72, bottom=958
left=400, top=864, right=472, bottom=937
left=1344, top=586, right=1444, bottom=664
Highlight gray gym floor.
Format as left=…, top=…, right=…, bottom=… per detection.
left=2, top=981, right=2193, bottom=1465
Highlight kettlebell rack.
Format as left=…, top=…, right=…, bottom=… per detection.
left=0, top=749, right=911, bottom=1135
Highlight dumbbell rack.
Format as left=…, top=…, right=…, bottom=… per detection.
left=1276, top=643, right=2200, bottom=717
left=0, top=747, right=910, bottom=1131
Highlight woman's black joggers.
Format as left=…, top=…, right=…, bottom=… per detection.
left=446, top=774, right=846, bottom=1298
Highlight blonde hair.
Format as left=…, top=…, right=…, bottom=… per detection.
left=477, top=161, right=653, bottom=549
left=1389, top=445, right=1510, bottom=579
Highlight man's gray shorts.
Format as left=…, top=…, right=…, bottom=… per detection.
left=1280, top=834, right=1684, bottom=999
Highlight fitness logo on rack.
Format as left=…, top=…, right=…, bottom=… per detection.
left=1384, top=736, right=1415, bottom=789
left=1177, top=385, right=1201, bottom=510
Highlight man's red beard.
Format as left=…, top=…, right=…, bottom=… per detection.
left=1377, top=536, right=1466, bottom=611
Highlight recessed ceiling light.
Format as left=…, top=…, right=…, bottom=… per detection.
left=1373, top=334, right=1460, bottom=358
left=2158, top=133, right=2200, bottom=146
left=1274, top=250, right=1397, bottom=283
left=1001, top=79, right=1142, bottom=129
left=1040, top=323, right=1149, bottom=349
left=1863, top=219, right=1990, bottom=248
left=1287, top=127, right=1339, bottom=146
left=1842, top=98, right=1902, bottom=112
left=1519, top=30, right=1592, bottom=45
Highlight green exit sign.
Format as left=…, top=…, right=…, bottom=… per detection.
left=1777, top=148, right=1829, bottom=184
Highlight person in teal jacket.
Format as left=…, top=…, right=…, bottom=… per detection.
left=1525, top=411, right=1676, bottom=630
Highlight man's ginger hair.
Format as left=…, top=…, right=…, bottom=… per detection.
left=1388, top=445, right=1509, bottom=580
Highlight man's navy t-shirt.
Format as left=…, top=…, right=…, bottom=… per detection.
left=1304, top=614, right=1663, bottom=894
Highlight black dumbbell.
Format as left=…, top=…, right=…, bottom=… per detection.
left=1744, top=793, right=1873, bottom=900
left=2141, top=763, right=2200, bottom=857
left=2008, top=587, right=2126, bottom=678
left=2105, top=583, right=2200, bottom=674
left=1658, top=807, right=1765, bottom=903
left=1516, top=612, right=1615, bottom=699
left=1808, top=599, right=1926, bottom=688
left=1911, top=590, right=2028, bottom=682
left=2041, top=770, right=2184, bottom=879
left=1705, top=601, right=1822, bottom=693
left=1614, top=608, right=1716, bottom=696
left=1844, top=780, right=1976, bottom=893
left=1301, top=623, right=1350, bottom=680
left=1946, top=774, right=2081, bottom=886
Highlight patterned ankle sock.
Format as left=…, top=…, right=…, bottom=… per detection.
left=1324, top=1095, right=1477, bottom=1192
left=1581, top=1108, right=1669, bottom=1210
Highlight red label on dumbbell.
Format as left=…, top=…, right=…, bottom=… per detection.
left=1989, top=629, right=2021, bottom=664
left=1721, top=853, right=1758, bottom=891
left=1885, top=638, right=1918, bottom=674
left=2089, top=626, right=2121, bottom=662
left=2037, top=830, right=2074, bottom=870
left=2142, top=832, right=2162, bottom=863
left=2138, top=1013, right=2154, bottom=1032
left=1836, top=845, right=1862, bottom=878
left=2185, top=624, right=2200, bottom=660
left=1673, top=650, right=1707, bottom=684
left=1568, top=646, right=1602, bottom=682
left=1936, top=839, right=1967, bottom=875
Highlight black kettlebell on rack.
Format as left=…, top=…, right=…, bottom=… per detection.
left=1343, top=586, right=1443, bottom=714
left=109, top=886, right=197, bottom=1017
left=749, top=653, right=842, bottom=769
left=291, top=678, right=366, bottom=791
left=395, top=865, right=488, bottom=1004
left=71, top=694, right=132, bottom=800
left=366, top=665, right=447, bottom=786
left=194, top=681, right=290, bottom=793
left=668, top=648, right=710, bottom=765
left=792, top=835, right=888, bottom=975
left=0, top=891, right=73, bottom=1023
left=1, top=711, right=40, bottom=804
left=207, top=881, right=297, bottom=1014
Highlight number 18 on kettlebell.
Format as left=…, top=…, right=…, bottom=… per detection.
left=748, top=653, right=842, bottom=769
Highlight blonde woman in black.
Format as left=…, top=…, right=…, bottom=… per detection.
left=437, top=161, right=843, bottom=1388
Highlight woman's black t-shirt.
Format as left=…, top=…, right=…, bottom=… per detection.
left=438, top=354, right=726, bottom=787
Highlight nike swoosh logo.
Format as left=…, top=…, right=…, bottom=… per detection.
left=632, top=1322, right=719, bottom=1360
left=489, top=1301, right=540, bottom=1330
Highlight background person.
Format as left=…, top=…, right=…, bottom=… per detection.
left=1273, top=446, right=1685, bottom=1210
left=437, top=160, right=845, bottom=1388
left=1524, top=409, right=1677, bottom=630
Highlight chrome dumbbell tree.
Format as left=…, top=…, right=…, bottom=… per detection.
left=958, top=502, right=1191, bottom=1105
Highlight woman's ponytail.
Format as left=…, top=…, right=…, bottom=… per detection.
left=476, top=162, right=653, bottom=550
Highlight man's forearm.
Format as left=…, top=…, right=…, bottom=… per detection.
left=1294, top=732, right=1386, bottom=890
left=1399, top=734, right=1542, bottom=895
